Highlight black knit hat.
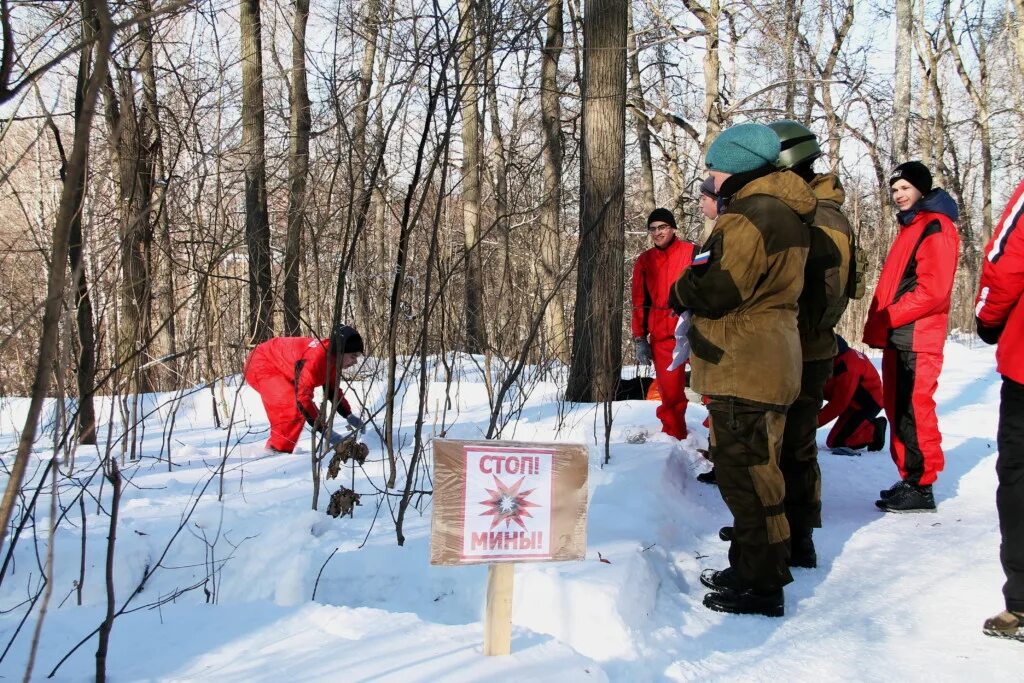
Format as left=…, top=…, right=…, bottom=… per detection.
left=699, top=176, right=718, bottom=199
left=647, top=207, right=677, bottom=229
left=889, top=161, right=932, bottom=196
left=329, top=324, right=364, bottom=355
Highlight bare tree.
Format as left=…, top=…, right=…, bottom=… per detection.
left=283, top=0, right=311, bottom=335
left=893, top=0, right=914, bottom=161
left=240, top=0, right=273, bottom=343
left=566, top=0, right=626, bottom=403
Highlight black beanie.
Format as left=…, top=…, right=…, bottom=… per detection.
left=330, top=324, right=364, bottom=355
left=889, top=161, right=932, bottom=196
left=647, top=208, right=677, bottom=229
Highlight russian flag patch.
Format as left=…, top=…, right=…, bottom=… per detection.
left=692, top=250, right=711, bottom=266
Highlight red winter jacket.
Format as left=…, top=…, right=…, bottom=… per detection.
left=631, top=236, right=696, bottom=343
left=862, top=189, right=960, bottom=353
left=819, top=343, right=883, bottom=426
left=244, top=337, right=352, bottom=425
left=976, top=179, right=1024, bottom=384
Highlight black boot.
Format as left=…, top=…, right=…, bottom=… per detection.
left=875, top=482, right=936, bottom=513
left=789, top=529, right=816, bottom=569
left=696, top=468, right=717, bottom=485
left=703, top=586, right=784, bottom=617
left=878, top=479, right=910, bottom=500
left=700, top=566, right=746, bottom=592
left=868, top=417, right=887, bottom=452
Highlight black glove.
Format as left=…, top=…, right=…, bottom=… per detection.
left=634, top=337, right=652, bottom=365
left=975, top=317, right=1003, bottom=345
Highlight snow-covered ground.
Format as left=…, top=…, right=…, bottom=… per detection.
left=0, top=340, right=1017, bottom=681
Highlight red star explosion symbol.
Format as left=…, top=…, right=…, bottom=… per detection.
left=478, top=475, right=540, bottom=530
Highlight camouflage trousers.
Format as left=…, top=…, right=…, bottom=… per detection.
left=708, top=398, right=792, bottom=591
left=779, top=359, right=833, bottom=533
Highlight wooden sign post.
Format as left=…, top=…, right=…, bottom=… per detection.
left=430, top=439, right=589, bottom=657
left=483, top=563, right=515, bottom=655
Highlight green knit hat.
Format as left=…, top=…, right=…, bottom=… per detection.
left=705, top=123, right=781, bottom=174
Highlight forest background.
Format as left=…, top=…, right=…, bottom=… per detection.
left=0, top=0, right=1021, bottom=676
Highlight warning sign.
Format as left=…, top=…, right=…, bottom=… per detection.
left=430, top=439, right=588, bottom=565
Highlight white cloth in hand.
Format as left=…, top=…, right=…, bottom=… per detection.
left=667, top=312, right=692, bottom=372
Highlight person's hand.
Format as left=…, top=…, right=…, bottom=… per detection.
left=346, top=414, right=366, bottom=434
left=634, top=337, right=652, bottom=365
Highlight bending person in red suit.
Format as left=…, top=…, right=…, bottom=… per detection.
left=631, top=208, right=696, bottom=439
left=244, top=324, right=365, bottom=453
left=818, top=335, right=886, bottom=455
left=862, top=161, right=959, bottom=512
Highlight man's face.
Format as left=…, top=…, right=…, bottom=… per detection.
left=341, top=352, right=361, bottom=369
left=647, top=221, right=676, bottom=248
left=891, top=179, right=923, bottom=211
left=700, top=193, right=719, bottom=220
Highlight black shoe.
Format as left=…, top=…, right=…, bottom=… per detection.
left=875, top=483, right=936, bottom=513
left=868, top=417, right=887, bottom=452
left=879, top=480, right=911, bottom=500
left=700, top=566, right=747, bottom=592
left=719, top=526, right=734, bottom=542
left=789, top=531, right=817, bottom=569
left=697, top=468, right=717, bottom=485
left=703, top=586, right=784, bottom=617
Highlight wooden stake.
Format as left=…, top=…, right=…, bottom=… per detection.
left=483, top=563, right=514, bottom=655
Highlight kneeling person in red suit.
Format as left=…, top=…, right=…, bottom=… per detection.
left=818, top=336, right=886, bottom=455
left=244, top=324, right=365, bottom=453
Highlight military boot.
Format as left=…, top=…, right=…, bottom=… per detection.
left=983, top=610, right=1024, bottom=642
left=703, top=586, right=784, bottom=618
left=700, top=567, right=746, bottom=593
left=789, top=529, right=816, bottom=569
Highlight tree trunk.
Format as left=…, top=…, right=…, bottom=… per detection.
left=539, top=0, right=568, bottom=362
left=283, top=0, right=311, bottom=335
left=458, top=0, right=487, bottom=353
left=783, top=0, right=799, bottom=117
left=66, top=0, right=100, bottom=445
left=627, top=2, right=654, bottom=214
left=240, top=0, right=274, bottom=343
left=893, top=0, right=913, bottom=161
left=566, top=0, right=626, bottom=403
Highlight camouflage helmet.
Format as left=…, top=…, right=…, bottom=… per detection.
left=767, top=119, right=822, bottom=170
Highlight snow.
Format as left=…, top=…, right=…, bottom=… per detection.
left=0, top=340, right=1018, bottom=681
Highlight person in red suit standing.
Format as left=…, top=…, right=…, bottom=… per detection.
left=975, top=178, right=1024, bottom=641
left=818, top=335, right=886, bottom=455
left=631, top=208, right=696, bottom=440
left=244, top=324, right=365, bottom=453
left=862, top=161, right=959, bottom=512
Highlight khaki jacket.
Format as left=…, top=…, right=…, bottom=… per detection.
left=799, top=174, right=854, bottom=361
left=670, top=170, right=815, bottom=410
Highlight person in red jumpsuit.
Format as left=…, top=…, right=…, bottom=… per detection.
left=862, top=161, right=959, bottom=512
left=818, top=335, right=886, bottom=455
left=244, top=324, right=365, bottom=453
left=631, top=208, right=696, bottom=440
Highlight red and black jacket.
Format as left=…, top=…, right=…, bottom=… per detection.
left=247, top=337, right=352, bottom=426
left=631, top=236, right=696, bottom=343
left=819, top=339, right=883, bottom=426
left=976, top=179, right=1024, bottom=384
left=863, top=189, right=960, bottom=353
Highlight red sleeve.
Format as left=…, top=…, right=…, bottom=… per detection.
left=818, top=358, right=858, bottom=426
left=631, top=253, right=648, bottom=339
left=885, top=220, right=959, bottom=329
left=295, top=343, right=328, bottom=425
left=976, top=180, right=1024, bottom=329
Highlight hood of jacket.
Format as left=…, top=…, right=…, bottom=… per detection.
left=897, top=187, right=959, bottom=226
left=730, top=169, right=818, bottom=224
left=810, top=173, right=846, bottom=207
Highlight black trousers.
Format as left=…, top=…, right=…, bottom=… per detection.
left=779, top=359, right=833, bottom=533
left=998, top=377, right=1024, bottom=612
